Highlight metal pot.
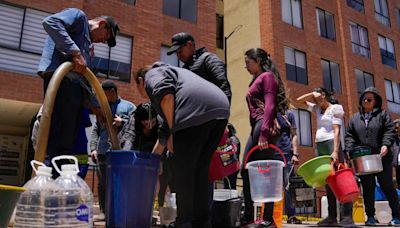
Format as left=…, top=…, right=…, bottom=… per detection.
left=351, top=154, right=383, bottom=175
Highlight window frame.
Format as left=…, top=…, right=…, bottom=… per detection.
left=316, top=8, right=336, bottom=41
left=346, top=0, right=364, bottom=13
left=293, top=109, right=313, bottom=147
left=349, top=22, right=370, bottom=58
left=216, top=14, right=224, bottom=49
left=374, top=0, right=390, bottom=27
left=281, top=0, right=304, bottom=29
left=355, top=69, right=374, bottom=96
left=284, top=46, right=308, bottom=85
left=378, top=35, right=397, bottom=69
left=321, top=58, right=342, bottom=94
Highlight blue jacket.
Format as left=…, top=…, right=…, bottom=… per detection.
left=90, top=98, right=136, bottom=154
left=38, top=8, right=91, bottom=75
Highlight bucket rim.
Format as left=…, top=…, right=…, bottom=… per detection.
left=246, top=160, right=284, bottom=169
left=0, top=184, right=25, bottom=192
left=297, top=155, right=331, bottom=176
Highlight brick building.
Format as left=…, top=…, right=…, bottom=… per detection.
left=0, top=0, right=216, bottom=185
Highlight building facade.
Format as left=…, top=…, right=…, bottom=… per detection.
left=0, top=0, right=216, bottom=185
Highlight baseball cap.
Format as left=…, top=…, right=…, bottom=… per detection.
left=100, top=16, right=120, bottom=47
left=101, top=80, right=117, bottom=90
left=166, top=32, right=195, bottom=55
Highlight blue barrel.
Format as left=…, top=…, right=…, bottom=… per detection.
left=106, top=150, right=161, bottom=228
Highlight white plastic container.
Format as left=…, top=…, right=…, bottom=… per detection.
left=246, top=160, right=284, bottom=202
left=213, top=189, right=239, bottom=201
left=375, top=201, right=392, bottom=223
left=48, top=155, right=93, bottom=228
left=14, top=161, right=55, bottom=228
left=321, top=196, right=328, bottom=219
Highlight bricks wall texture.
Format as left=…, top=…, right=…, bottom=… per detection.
left=0, top=0, right=216, bottom=105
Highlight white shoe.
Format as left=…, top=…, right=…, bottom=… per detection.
left=93, top=212, right=105, bottom=222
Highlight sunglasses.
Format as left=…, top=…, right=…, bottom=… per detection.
left=363, top=98, right=374, bottom=103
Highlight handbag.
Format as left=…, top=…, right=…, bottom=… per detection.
left=209, top=129, right=240, bottom=181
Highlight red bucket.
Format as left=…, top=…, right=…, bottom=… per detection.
left=326, top=163, right=359, bottom=203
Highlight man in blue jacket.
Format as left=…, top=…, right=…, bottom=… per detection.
left=36, top=8, right=119, bottom=172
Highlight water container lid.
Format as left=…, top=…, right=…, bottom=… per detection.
left=61, top=164, right=78, bottom=175
left=37, top=166, right=52, bottom=176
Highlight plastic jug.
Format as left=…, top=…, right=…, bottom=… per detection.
left=14, top=161, right=55, bottom=227
left=49, top=155, right=93, bottom=227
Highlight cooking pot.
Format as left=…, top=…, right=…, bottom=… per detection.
left=351, top=154, right=383, bottom=175
left=350, top=146, right=372, bottom=159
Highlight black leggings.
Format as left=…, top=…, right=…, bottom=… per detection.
left=241, top=120, right=282, bottom=222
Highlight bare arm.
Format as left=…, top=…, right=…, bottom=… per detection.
left=160, top=94, right=175, bottom=153
left=296, top=92, right=317, bottom=109
left=332, top=124, right=340, bottom=163
left=291, top=128, right=299, bottom=164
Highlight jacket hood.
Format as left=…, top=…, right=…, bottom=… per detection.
left=359, top=87, right=382, bottom=111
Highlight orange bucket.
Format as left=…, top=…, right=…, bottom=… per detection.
left=326, top=163, right=359, bottom=203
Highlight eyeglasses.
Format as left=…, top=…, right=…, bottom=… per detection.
left=363, top=98, right=374, bottom=103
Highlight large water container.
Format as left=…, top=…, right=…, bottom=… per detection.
left=14, top=161, right=54, bottom=228
left=48, top=155, right=93, bottom=227
left=246, top=160, right=284, bottom=203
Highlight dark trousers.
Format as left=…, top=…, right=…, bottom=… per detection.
left=241, top=120, right=281, bottom=222
left=171, top=119, right=227, bottom=228
left=158, top=156, right=175, bottom=207
left=283, top=155, right=295, bottom=217
left=96, top=154, right=107, bottom=213
left=360, top=158, right=400, bottom=219
left=43, top=76, right=83, bottom=173
left=397, top=165, right=400, bottom=189
left=316, top=140, right=353, bottom=219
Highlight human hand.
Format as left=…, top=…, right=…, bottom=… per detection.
left=91, top=150, right=98, bottom=163
left=331, top=151, right=339, bottom=164
left=291, top=154, right=299, bottom=165
left=380, top=145, right=388, bottom=157
left=258, top=138, right=269, bottom=150
left=167, top=135, right=174, bottom=153
left=72, top=53, right=87, bottom=74
left=113, top=114, right=123, bottom=127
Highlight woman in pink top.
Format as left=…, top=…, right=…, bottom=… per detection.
left=241, top=48, right=289, bottom=228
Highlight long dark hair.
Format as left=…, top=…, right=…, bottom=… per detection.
left=245, top=48, right=289, bottom=114
left=313, top=87, right=339, bottom=104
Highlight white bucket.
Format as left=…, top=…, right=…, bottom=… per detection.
left=246, top=160, right=284, bottom=202
left=213, top=189, right=239, bottom=201
left=159, top=207, right=177, bottom=225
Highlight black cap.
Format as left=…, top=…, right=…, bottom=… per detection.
left=100, top=16, right=120, bottom=47
left=166, top=32, right=195, bottom=55
left=101, top=80, right=117, bottom=90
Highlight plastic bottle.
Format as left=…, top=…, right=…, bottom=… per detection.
left=48, top=155, right=93, bottom=227
left=321, top=196, right=328, bottom=219
left=14, top=161, right=55, bottom=228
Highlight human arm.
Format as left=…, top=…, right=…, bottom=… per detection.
left=291, top=129, right=299, bottom=164
left=89, top=122, right=100, bottom=162
left=259, top=72, right=278, bottom=149
left=159, top=94, right=175, bottom=153
left=205, top=54, right=232, bottom=103
left=42, top=8, right=87, bottom=73
left=380, top=111, right=395, bottom=157
left=296, top=92, right=319, bottom=110
left=332, top=124, right=340, bottom=163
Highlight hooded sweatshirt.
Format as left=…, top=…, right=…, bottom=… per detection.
left=345, top=87, right=395, bottom=160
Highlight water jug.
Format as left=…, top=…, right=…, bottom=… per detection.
left=48, top=155, right=93, bottom=227
left=14, top=161, right=54, bottom=227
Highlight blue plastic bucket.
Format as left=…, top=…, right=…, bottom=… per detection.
left=106, top=150, right=161, bottom=228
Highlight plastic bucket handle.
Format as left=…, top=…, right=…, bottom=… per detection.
left=257, top=163, right=271, bottom=173
left=30, top=160, right=46, bottom=174
left=51, top=155, right=79, bottom=174
left=244, top=144, right=287, bottom=169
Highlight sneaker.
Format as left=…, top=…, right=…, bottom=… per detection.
left=388, top=218, right=400, bottom=226
left=340, top=216, right=357, bottom=228
left=245, top=220, right=276, bottom=228
left=365, top=217, right=377, bottom=226
left=93, top=212, right=105, bottom=222
left=317, top=216, right=339, bottom=227
left=288, top=216, right=302, bottom=224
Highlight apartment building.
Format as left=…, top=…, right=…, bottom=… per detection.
left=0, top=0, right=216, bottom=185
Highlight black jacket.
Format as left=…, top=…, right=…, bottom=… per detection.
left=183, top=47, right=232, bottom=103
left=345, top=87, right=395, bottom=160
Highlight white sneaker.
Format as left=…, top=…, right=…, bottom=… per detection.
left=93, top=212, right=105, bottom=222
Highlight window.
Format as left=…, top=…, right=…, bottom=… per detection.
left=349, top=22, right=370, bottom=58
left=347, top=0, right=364, bottom=13
left=284, top=47, right=307, bottom=84
left=281, top=0, right=303, bottom=28
left=216, top=14, right=223, bottom=49
left=122, top=0, right=135, bottom=5
left=316, top=8, right=336, bottom=41
left=384, top=79, right=400, bottom=114
left=163, top=0, right=197, bottom=23
left=378, top=35, right=396, bottom=69
left=355, top=69, right=374, bottom=96
left=374, top=0, right=390, bottom=27
left=160, top=45, right=181, bottom=67
left=321, top=59, right=341, bottom=93
left=396, top=8, right=400, bottom=30
left=92, top=35, right=133, bottom=82
left=0, top=3, right=50, bottom=75
left=292, top=109, right=312, bottom=146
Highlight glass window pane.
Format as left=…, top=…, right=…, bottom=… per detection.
left=374, top=0, right=381, bottom=13
left=393, top=83, right=400, bottom=103
left=381, top=0, right=388, bottom=16
left=284, top=47, right=295, bottom=65
left=20, top=9, right=50, bottom=54
left=181, top=0, right=197, bottom=23
left=297, top=67, right=308, bottom=85
left=364, top=73, right=374, bottom=88
left=163, top=0, right=180, bottom=18
left=286, top=64, right=296, bottom=81
left=359, top=26, right=369, bottom=47
left=349, top=23, right=359, bottom=44
left=385, top=80, right=393, bottom=101
left=299, top=110, right=312, bottom=146
left=295, top=51, right=306, bottom=69
left=0, top=3, right=24, bottom=48
left=386, top=38, right=394, bottom=54
left=282, top=0, right=292, bottom=24
left=331, top=62, right=341, bottom=93
left=321, top=60, right=331, bottom=90
left=317, top=9, right=326, bottom=37
left=355, top=69, right=364, bottom=93
left=326, top=13, right=336, bottom=40
left=378, top=36, right=386, bottom=50
left=292, top=0, right=303, bottom=28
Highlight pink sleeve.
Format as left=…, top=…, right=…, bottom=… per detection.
left=260, top=72, right=278, bottom=142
